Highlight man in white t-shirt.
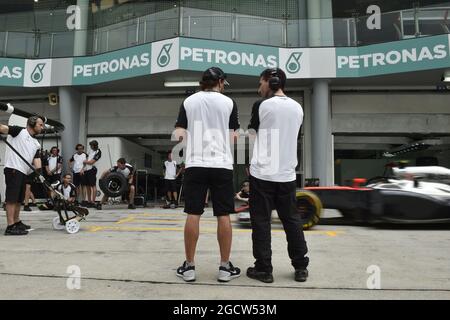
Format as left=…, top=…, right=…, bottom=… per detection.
left=174, top=67, right=241, bottom=283
left=247, top=68, right=309, bottom=284
left=83, top=140, right=102, bottom=208
left=0, top=116, right=44, bottom=236
left=162, top=151, right=181, bottom=209
left=69, top=144, right=88, bottom=203
left=55, top=174, right=77, bottom=203
left=100, top=158, right=136, bottom=209
left=45, top=146, right=63, bottom=184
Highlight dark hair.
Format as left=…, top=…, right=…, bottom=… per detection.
left=117, top=158, right=126, bottom=165
left=200, top=67, right=227, bottom=90
left=89, top=140, right=99, bottom=150
left=50, top=146, right=59, bottom=153
left=75, top=144, right=84, bottom=150
left=63, top=173, right=72, bottom=179
left=241, top=180, right=250, bottom=187
left=260, top=68, right=287, bottom=91
left=27, top=115, right=45, bottom=128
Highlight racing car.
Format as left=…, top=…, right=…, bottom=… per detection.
left=302, top=166, right=450, bottom=227
left=239, top=166, right=450, bottom=229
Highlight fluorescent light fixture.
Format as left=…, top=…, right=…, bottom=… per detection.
left=441, top=69, right=450, bottom=82
left=164, top=81, right=199, bottom=87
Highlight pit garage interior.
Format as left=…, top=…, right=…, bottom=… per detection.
left=1, top=66, right=450, bottom=202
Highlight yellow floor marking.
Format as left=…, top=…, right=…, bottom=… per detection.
left=134, top=213, right=184, bottom=217
left=130, top=219, right=223, bottom=225
left=86, top=225, right=344, bottom=236
left=116, top=216, right=137, bottom=224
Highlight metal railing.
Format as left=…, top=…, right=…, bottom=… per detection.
left=0, top=5, right=449, bottom=59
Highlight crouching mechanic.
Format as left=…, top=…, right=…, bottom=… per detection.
left=0, top=116, right=44, bottom=236
left=100, top=158, right=136, bottom=209
left=54, top=174, right=77, bottom=203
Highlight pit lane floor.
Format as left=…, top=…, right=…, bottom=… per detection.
left=0, top=205, right=449, bottom=300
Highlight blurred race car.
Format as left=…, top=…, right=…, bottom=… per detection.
left=237, top=166, right=450, bottom=229
left=303, top=166, right=450, bottom=226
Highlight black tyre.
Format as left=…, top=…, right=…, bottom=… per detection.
left=296, top=190, right=323, bottom=230
left=99, top=172, right=128, bottom=198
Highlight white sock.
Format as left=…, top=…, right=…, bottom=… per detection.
left=186, top=261, right=195, bottom=267
left=220, top=261, right=230, bottom=268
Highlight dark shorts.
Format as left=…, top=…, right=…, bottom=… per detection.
left=183, top=167, right=235, bottom=216
left=84, top=167, right=97, bottom=187
left=4, top=168, right=27, bottom=204
left=25, top=174, right=33, bottom=185
left=164, top=179, right=177, bottom=193
left=73, top=172, right=85, bottom=187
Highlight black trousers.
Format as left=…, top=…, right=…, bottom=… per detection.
left=249, top=175, right=309, bottom=273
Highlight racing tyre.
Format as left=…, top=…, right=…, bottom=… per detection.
left=296, top=190, right=323, bottom=230
left=99, top=172, right=128, bottom=198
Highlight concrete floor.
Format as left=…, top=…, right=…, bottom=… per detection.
left=0, top=205, right=449, bottom=300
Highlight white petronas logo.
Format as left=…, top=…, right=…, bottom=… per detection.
left=158, top=43, right=173, bottom=67
left=31, top=63, right=46, bottom=83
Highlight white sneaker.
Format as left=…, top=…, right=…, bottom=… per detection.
left=218, top=262, right=241, bottom=282
left=176, top=261, right=196, bottom=282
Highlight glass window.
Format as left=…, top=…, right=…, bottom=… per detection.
left=51, top=31, right=75, bottom=58
left=105, top=20, right=138, bottom=52
left=37, top=33, right=52, bottom=58
left=143, top=9, right=178, bottom=43
left=287, top=19, right=308, bottom=47
left=237, top=16, right=284, bottom=46
left=0, top=32, right=6, bottom=56
left=5, top=32, right=35, bottom=58
left=182, top=8, right=233, bottom=41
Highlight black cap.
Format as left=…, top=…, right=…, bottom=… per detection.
left=201, top=67, right=229, bottom=85
left=89, top=140, right=98, bottom=147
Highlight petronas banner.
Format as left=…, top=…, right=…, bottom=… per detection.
left=0, top=34, right=449, bottom=87
left=335, top=34, right=450, bottom=77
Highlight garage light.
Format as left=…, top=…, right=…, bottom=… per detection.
left=164, top=81, right=199, bottom=87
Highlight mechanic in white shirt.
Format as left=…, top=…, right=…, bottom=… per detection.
left=69, top=143, right=88, bottom=204
left=162, top=151, right=182, bottom=209
left=0, top=116, right=44, bottom=236
left=83, top=140, right=102, bottom=208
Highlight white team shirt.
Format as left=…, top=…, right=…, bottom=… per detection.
left=85, top=149, right=102, bottom=171
left=4, top=126, right=41, bottom=175
left=249, top=96, right=303, bottom=183
left=70, top=152, right=87, bottom=173
left=110, top=163, right=134, bottom=178
left=164, top=160, right=177, bottom=180
left=47, top=155, right=62, bottom=174
left=56, top=182, right=77, bottom=200
left=175, top=91, right=240, bottom=170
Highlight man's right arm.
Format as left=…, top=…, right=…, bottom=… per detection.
left=248, top=100, right=262, bottom=134
left=0, top=125, right=22, bottom=136
left=174, top=103, right=188, bottom=142
left=0, top=124, right=9, bottom=134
